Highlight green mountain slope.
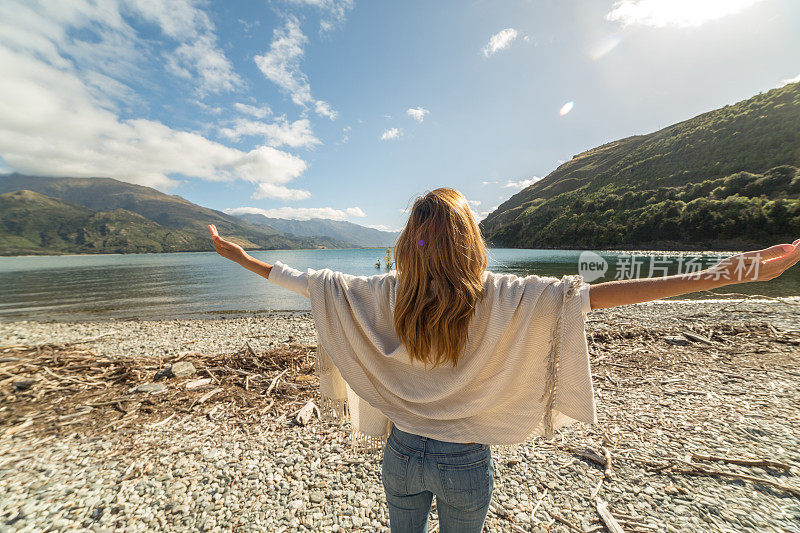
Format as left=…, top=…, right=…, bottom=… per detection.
left=0, top=176, right=355, bottom=254
left=0, top=190, right=93, bottom=254
left=0, top=190, right=209, bottom=254
left=0, top=175, right=277, bottom=236
left=480, top=82, right=800, bottom=250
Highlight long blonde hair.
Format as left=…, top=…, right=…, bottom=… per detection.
left=394, top=188, right=487, bottom=368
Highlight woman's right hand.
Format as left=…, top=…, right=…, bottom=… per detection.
left=209, top=224, right=249, bottom=264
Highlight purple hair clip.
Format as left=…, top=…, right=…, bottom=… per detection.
left=417, top=239, right=425, bottom=246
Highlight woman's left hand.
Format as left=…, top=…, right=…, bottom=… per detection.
left=209, top=224, right=249, bottom=264
left=709, top=239, right=800, bottom=284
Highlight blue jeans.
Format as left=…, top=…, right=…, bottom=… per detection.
left=381, top=425, right=494, bottom=533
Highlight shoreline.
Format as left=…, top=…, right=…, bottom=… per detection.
left=0, top=247, right=392, bottom=258
left=2, top=296, right=799, bottom=328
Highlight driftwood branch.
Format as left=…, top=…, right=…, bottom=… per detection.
left=675, top=461, right=800, bottom=498
left=602, top=446, right=614, bottom=479
left=266, top=368, right=289, bottom=396
left=596, top=498, right=625, bottom=533
left=690, top=452, right=793, bottom=472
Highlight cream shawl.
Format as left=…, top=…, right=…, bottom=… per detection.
left=307, top=267, right=596, bottom=455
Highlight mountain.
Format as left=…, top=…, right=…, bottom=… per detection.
left=480, top=82, right=800, bottom=250
left=235, top=214, right=399, bottom=248
left=0, top=176, right=355, bottom=255
left=0, top=190, right=208, bottom=254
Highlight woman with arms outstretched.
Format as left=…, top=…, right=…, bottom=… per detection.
left=209, top=188, right=799, bottom=533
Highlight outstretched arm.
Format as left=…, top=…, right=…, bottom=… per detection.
left=589, top=240, right=800, bottom=310
left=208, top=224, right=272, bottom=279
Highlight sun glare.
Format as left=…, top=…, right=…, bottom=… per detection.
left=606, top=0, right=767, bottom=28
left=559, top=101, right=574, bottom=116
left=590, top=34, right=623, bottom=60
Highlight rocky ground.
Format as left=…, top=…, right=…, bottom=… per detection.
left=1, top=298, right=799, bottom=532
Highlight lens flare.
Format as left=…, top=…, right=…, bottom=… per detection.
left=559, top=101, right=574, bottom=116
left=590, top=34, right=622, bottom=60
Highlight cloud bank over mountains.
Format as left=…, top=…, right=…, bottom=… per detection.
left=0, top=0, right=343, bottom=206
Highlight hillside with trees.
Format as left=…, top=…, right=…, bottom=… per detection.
left=480, top=82, right=800, bottom=250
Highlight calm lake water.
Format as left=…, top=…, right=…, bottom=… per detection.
left=1, top=248, right=798, bottom=321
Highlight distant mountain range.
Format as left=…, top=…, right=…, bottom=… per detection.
left=480, top=81, right=800, bottom=250
left=0, top=175, right=392, bottom=255
left=234, top=213, right=398, bottom=248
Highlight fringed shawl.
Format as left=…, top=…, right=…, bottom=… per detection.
left=306, top=267, right=597, bottom=456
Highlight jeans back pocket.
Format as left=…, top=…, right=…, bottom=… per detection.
left=437, top=452, right=494, bottom=512
left=381, top=441, right=410, bottom=495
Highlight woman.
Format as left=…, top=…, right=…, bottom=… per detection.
left=209, top=188, right=799, bottom=533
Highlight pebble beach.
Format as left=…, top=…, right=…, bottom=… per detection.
left=1, top=298, right=799, bottom=532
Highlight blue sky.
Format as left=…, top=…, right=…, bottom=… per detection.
left=0, top=0, right=798, bottom=232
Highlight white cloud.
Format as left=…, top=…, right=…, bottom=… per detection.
left=0, top=1, right=138, bottom=106
left=503, top=177, right=543, bottom=189
left=340, top=125, right=352, bottom=143
left=254, top=17, right=337, bottom=119
left=471, top=209, right=491, bottom=222
left=194, top=100, right=224, bottom=115
left=482, top=28, right=518, bottom=58
left=380, top=128, right=402, bottom=141
left=252, top=182, right=311, bottom=201
left=365, top=224, right=398, bottom=232
left=238, top=18, right=260, bottom=35
left=345, top=206, right=367, bottom=217
left=166, top=38, right=242, bottom=95
left=482, top=178, right=541, bottom=189
left=467, top=200, right=481, bottom=206
left=777, top=73, right=800, bottom=87
left=606, top=0, right=767, bottom=28
left=0, top=7, right=308, bottom=200
left=126, top=0, right=242, bottom=94
left=219, top=117, right=320, bottom=148
left=283, top=0, right=354, bottom=33
left=407, top=107, right=429, bottom=123
left=314, top=100, right=336, bottom=119
left=234, top=102, right=272, bottom=119
left=225, top=205, right=366, bottom=221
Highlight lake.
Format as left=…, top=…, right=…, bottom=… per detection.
left=1, top=248, right=798, bottom=321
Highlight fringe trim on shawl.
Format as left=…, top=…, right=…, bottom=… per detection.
left=317, top=395, right=349, bottom=425
left=538, top=275, right=583, bottom=440
left=315, top=367, right=390, bottom=454
left=349, top=427, right=389, bottom=453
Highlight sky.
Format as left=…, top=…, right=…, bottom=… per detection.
left=0, top=0, right=798, bottom=232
